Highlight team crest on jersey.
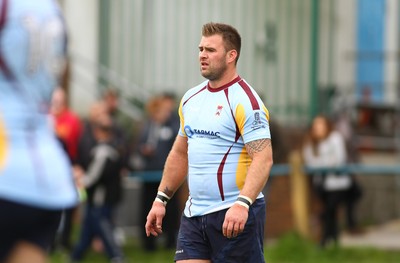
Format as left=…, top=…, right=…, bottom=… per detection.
left=215, top=105, right=223, bottom=116
left=252, top=112, right=261, bottom=125
left=251, top=111, right=265, bottom=130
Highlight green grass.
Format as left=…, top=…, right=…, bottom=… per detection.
left=50, top=238, right=175, bottom=263
left=50, top=233, right=400, bottom=263
left=266, top=233, right=400, bottom=263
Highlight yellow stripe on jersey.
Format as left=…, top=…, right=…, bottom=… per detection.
left=263, top=105, right=270, bottom=121
left=236, top=147, right=251, bottom=189
left=178, top=100, right=186, bottom=136
left=235, top=103, right=246, bottom=135
left=234, top=103, right=270, bottom=135
left=0, top=114, right=9, bottom=171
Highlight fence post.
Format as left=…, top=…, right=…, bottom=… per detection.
left=289, top=150, right=311, bottom=239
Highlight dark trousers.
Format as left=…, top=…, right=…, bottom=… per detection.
left=0, top=199, right=62, bottom=262
left=320, top=190, right=348, bottom=246
left=71, top=204, right=123, bottom=261
left=60, top=206, right=76, bottom=250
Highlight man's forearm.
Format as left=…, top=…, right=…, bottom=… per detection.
left=240, top=155, right=272, bottom=201
left=240, top=139, right=273, bottom=201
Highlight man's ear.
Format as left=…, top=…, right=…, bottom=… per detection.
left=227, top=50, right=237, bottom=64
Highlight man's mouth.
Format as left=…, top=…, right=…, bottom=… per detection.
left=201, top=62, right=208, bottom=69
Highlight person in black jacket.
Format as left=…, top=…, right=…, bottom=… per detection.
left=70, top=108, right=124, bottom=263
left=133, top=94, right=180, bottom=251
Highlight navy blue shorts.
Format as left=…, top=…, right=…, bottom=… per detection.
left=0, top=198, right=62, bottom=262
left=174, top=198, right=266, bottom=263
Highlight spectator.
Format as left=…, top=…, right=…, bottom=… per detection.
left=70, top=109, right=125, bottom=262
left=77, top=101, right=109, bottom=172
left=134, top=95, right=180, bottom=250
left=102, top=89, right=126, bottom=140
left=160, top=92, right=180, bottom=130
left=302, top=115, right=357, bottom=247
left=51, top=87, right=82, bottom=163
left=101, top=88, right=134, bottom=171
left=76, top=101, right=125, bottom=252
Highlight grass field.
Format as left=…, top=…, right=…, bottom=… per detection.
left=50, top=233, right=400, bottom=263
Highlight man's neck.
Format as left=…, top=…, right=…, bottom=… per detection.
left=208, top=70, right=238, bottom=89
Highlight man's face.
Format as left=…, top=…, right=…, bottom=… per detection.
left=198, top=34, right=228, bottom=81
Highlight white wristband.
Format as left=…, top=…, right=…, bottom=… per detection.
left=238, top=195, right=253, bottom=205
left=234, top=200, right=250, bottom=210
left=157, top=191, right=171, bottom=200
left=154, top=197, right=167, bottom=206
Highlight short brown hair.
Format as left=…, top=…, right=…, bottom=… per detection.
left=202, top=22, right=241, bottom=64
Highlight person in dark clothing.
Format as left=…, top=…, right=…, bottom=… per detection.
left=70, top=108, right=124, bottom=263
left=77, top=101, right=108, bottom=170
left=133, top=94, right=180, bottom=251
left=102, top=88, right=134, bottom=172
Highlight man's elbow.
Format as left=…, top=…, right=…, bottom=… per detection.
left=266, top=156, right=273, bottom=169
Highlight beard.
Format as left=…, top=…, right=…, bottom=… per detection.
left=200, top=60, right=228, bottom=81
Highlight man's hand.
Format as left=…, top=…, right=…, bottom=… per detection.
left=145, top=201, right=166, bottom=237
left=222, top=203, right=249, bottom=238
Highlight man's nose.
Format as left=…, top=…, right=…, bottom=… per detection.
left=199, top=50, right=207, bottom=58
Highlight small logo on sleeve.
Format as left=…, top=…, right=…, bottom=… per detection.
left=251, top=111, right=267, bottom=130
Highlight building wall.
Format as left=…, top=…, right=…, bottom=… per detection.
left=384, top=0, right=399, bottom=103
left=60, top=0, right=399, bottom=122
left=103, top=0, right=326, bottom=123
left=59, top=0, right=100, bottom=116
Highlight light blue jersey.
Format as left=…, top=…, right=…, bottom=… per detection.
left=0, top=0, right=78, bottom=209
left=178, top=76, right=271, bottom=217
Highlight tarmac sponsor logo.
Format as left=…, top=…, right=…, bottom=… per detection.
left=184, top=125, right=220, bottom=139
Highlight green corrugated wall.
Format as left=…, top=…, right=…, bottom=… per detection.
left=98, top=0, right=336, bottom=125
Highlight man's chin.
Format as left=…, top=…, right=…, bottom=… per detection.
left=201, top=73, right=210, bottom=79
left=201, top=71, right=215, bottom=80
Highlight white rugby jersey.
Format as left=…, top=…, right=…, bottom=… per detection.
left=178, top=76, right=271, bottom=217
left=0, top=0, right=78, bottom=209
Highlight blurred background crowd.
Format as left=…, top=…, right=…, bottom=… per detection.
left=48, top=0, right=400, bottom=260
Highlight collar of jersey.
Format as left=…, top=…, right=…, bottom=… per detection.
left=207, top=76, right=242, bottom=92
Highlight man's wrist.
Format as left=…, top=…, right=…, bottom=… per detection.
left=154, top=191, right=171, bottom=206
left=234, top=195, right=253, bottom=210
left=238, top=195, right=253, bottom=205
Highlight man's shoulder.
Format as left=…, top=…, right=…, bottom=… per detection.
left=179, top=80, right=209, bottom=106
left=229, top=78, right=256, bottom=94
left=184, top=80, right=209, bottom=95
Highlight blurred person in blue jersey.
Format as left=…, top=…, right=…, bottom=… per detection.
left=145, top=22, right=273, bottom=263
left=0, top=0, right=79, bottom=262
